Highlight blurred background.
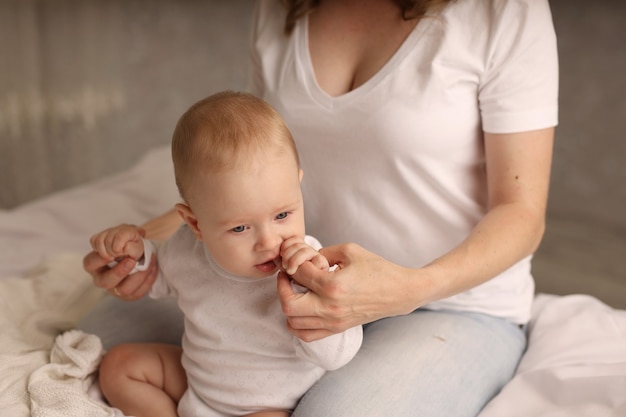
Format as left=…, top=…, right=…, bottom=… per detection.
left=0, top=0, right=624, bottom=306
left=0, top=0, right=254, bottom=207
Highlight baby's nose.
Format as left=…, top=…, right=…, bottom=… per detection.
left=255, top=228, right=282, bottom=251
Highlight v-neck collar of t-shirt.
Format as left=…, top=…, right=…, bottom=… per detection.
left=297, top=13, right=435, bottom=110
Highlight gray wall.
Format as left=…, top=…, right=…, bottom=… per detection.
left=0, top=0, right=254, bottom=208
left=548, top=1, right=626, bottom=229
left=529, top=1, right=626, bottom=308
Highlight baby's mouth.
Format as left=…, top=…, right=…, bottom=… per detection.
left=255, top=258, right=279, bottom=273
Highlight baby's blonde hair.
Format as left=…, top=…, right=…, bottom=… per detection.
left=171, top=91, right=299, bottom=203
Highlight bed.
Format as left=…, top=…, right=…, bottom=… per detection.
left=0, top=145, right=624, bottom=417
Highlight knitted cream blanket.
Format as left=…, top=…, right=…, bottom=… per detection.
left=0, top=253, right=117, bottom=417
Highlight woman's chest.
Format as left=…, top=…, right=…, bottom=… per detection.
left=307, top=2, right=419, bottom=97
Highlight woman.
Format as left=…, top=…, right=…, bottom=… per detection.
left=82, top=0, right=558, bottom=415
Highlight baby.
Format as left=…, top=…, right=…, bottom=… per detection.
left=89, top=91, right=363, bottom=417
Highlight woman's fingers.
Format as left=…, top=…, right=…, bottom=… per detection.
left=286, top=260, right=330, bottom=296
left=278, top=272, right=336, bottom=341
left=84, top=249, right=156, bottom=301
left=285, top=321, right=335, bottom=342
left=277, top=267, right=358, bottom=339
left=83, top=250, right=131, bottom=288
left=113, top=256, right=158, bottom=300
left=277, top=271, right=314, bottom=314
left=280, top=242, right=414, bottom=338
left=85, top=226, right=154, bottom=301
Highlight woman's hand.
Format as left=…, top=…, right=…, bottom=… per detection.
left=83, top=208, right=181, bottom=300
left=277, top=243, right=422, bottom=342
left=82, top=247, right=158, bottom=300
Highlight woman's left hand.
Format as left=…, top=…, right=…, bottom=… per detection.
left=277, top=243, right=422, bottom=341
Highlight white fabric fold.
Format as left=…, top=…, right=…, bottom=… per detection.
left=478, top=294, right=626, bottom=417
left=28, top=330, right=113, bottom=417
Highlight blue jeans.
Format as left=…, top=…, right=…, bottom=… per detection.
left=78, top=298, right=525, bottom=416
left=293, top=309, right=526, bottom=417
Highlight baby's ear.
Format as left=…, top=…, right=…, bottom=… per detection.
left=175, top=203, right=203, bottom=240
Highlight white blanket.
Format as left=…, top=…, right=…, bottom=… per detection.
left=480, top=294, right=626, bottom=417
left=0, top=253, right=114, bottom=417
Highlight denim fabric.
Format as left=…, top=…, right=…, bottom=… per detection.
left=293, top=309, right=526, bottom=417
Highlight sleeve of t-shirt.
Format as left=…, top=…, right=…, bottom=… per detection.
left=293, top=325, right=364, bottom=371
left=148, top=239, right=177, bottom=299
left=479, top=0, right=559, bottom=133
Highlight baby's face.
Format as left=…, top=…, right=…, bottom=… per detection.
left=189, top=150, right=305, bottom=278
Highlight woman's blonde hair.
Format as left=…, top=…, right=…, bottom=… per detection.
left=171, top=91, right=299, bottom=203
left=281, top=0, right=455, bottom=34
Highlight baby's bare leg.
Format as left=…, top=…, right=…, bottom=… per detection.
left=99, top=343, right=186, bottom=417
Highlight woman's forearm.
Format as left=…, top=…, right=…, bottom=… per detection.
left=407, top=128, right=554, bottom=308
left=415, top=202, right=546, bottom=306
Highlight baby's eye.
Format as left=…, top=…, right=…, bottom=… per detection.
left=231, top=225, right=246, bottom=233
left=275, top=212, right=289, bottom=220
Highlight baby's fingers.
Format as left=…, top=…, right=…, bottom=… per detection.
left=107, top=232, right=139, bottom=257
left=310, top=254, right=330, bottom=271
left=90, top=224, right=143, bottom=260
left=89, top=232, right=116, bottom=261
left=283, top=246, right=327, bottom=275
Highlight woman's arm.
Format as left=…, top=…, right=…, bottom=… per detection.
left=278, top=128, right=554, bottom=341
left=427, top=128, right=553, bottom=299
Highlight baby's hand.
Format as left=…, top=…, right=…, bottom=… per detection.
left=280, top=236, right=330, bottom=276
left=89, top=224, right=146, bottom=263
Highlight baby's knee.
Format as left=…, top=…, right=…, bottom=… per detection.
left=99, top=344, right=140, bottom=388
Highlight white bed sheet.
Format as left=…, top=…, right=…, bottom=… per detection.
left=1, top=145, right=624, bottom=416
left=0, top=145, right=180, bottom=279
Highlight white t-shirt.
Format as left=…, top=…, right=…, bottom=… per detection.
left=250, top=0, right=559, bottom=323
left=150, top=226, right=363, bottom=417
